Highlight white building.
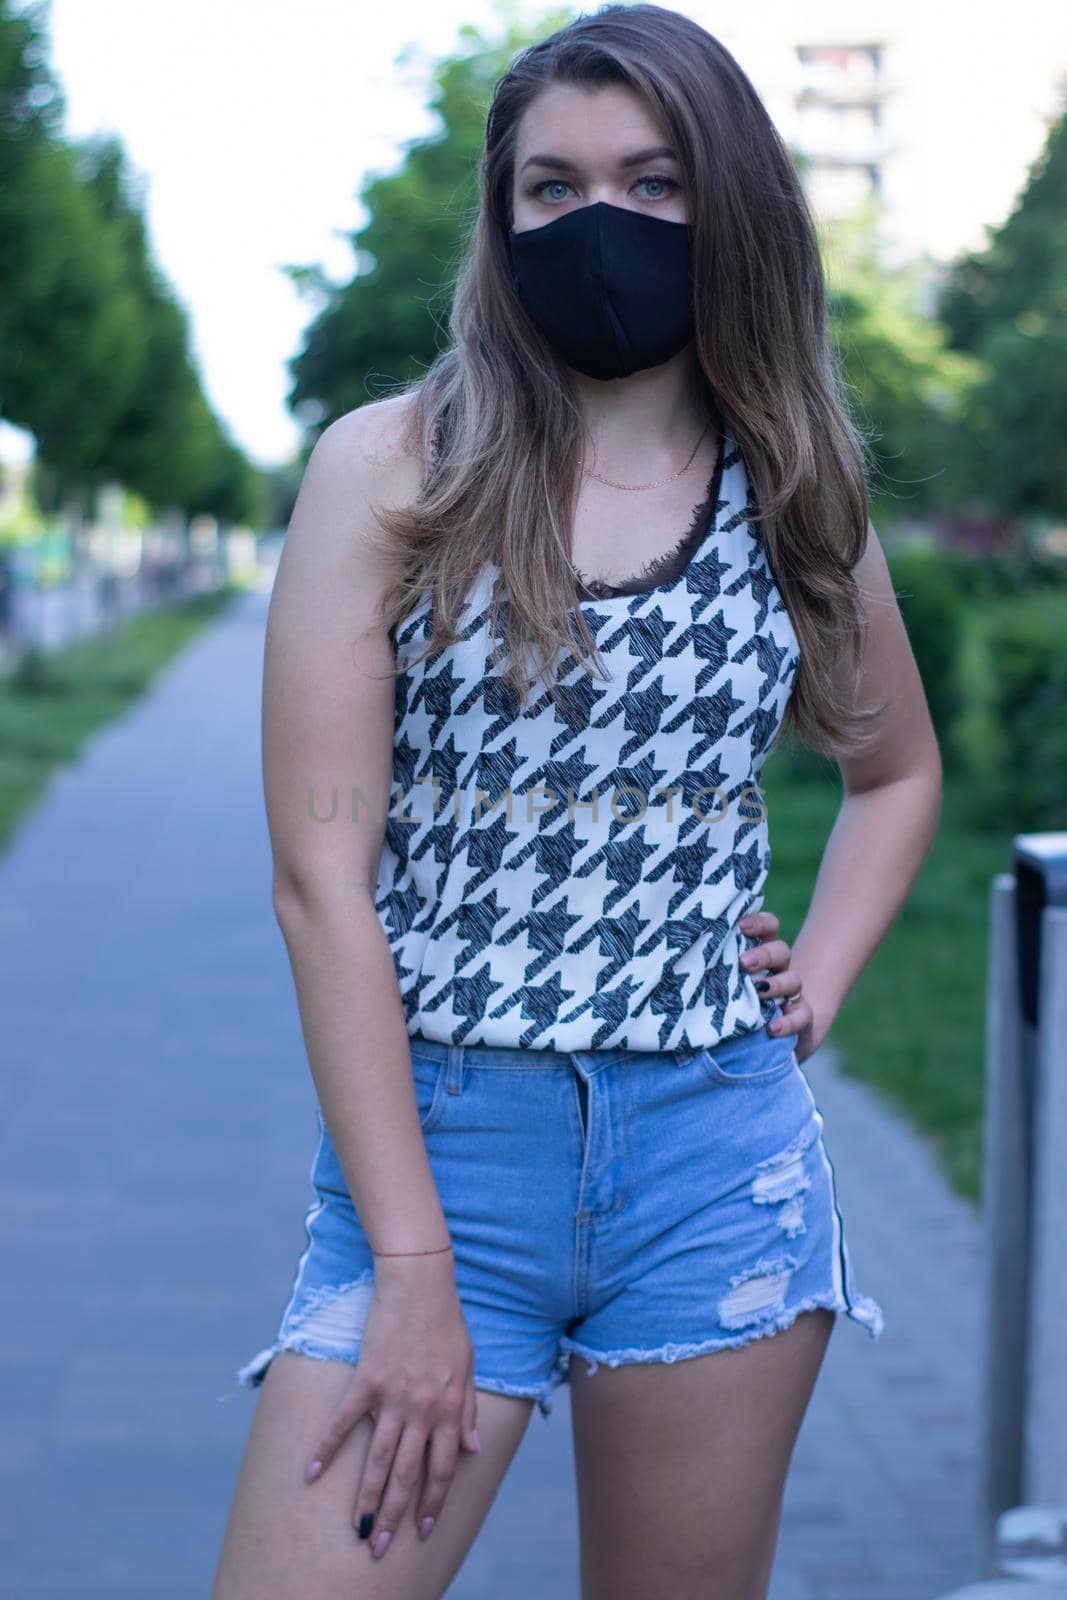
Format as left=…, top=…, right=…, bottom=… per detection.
left=704, top=0, right=1067, bottom=268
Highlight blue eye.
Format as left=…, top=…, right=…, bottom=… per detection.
left=526, top=173, right=681, bottom=203
left=635, top=174, right=680, bottom=199
left=529, top=179, right=573, bottom=201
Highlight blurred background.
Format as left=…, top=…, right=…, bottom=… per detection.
left=2, top=2, right=1066, bottom=1596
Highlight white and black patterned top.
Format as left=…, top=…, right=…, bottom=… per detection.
left=374, top=420, right=801, bottom=1053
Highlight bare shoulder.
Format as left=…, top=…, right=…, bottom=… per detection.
left=266, top=394, right=423, bottom=660
left=312, top=393, right=424, bottom=517
left=324, top=390, right=422, bottom=461
left=277, top=392, right=424, bottom=592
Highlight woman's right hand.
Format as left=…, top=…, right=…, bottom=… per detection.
left=302, top=1250, right=482, bottom=1559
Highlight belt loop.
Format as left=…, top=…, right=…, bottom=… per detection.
left=446, top=1042, right=464, bottom=1096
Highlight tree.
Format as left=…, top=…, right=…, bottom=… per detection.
left=819, top=198, right=984, bottom=522
left=283, top=8, right=573, bottom=445
left=0, top=0, right=268, bottom=527
left=938, top=98, right=1067, bottom=517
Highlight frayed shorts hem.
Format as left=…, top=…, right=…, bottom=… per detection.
left=469, top=1370, right=565, bottom=1421
left=233, top=1338, right=567, bottom=1422
left=233, top=1288, right=884, bottom=1422
left=235, top=1336, right=360, bottom=1391
left=557, top=1289, right=884, bottom=1381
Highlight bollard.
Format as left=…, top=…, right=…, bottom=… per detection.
left=964, top=835, right=1067, bottom=1596
left=982, top=870, right=1030, bottom=1559
left=995, top=1505, right=1067, bottom=1583
left=933, top=1505, right=1067, bottom=1596
left=1018, top=843, right=1067, bottom=1505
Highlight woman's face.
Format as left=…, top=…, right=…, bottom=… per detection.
left=510, top=81, right=688, bottom=235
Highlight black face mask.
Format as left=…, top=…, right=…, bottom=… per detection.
left=506, top=201, right=695, bottom=381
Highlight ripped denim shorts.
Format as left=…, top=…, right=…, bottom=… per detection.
left=234, top=1024, right=884, bottom=1419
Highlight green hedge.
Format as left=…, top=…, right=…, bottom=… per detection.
left=956, top=593, right=1067, bottom=832
left=793, top=541, right=1067, bottom=833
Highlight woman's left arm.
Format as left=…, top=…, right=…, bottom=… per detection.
left=748, top=519, right=943, bottom=1063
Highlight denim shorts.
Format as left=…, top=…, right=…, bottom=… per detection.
left=234, top=1025, right=884, bottom=1419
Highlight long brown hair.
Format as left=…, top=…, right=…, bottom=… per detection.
left=363, top=2, right=889, bottom=759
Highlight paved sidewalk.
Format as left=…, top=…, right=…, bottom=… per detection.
left=0, top=577, right=986, bottom=1598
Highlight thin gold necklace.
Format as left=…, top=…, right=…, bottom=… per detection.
left=579, top=414, right=713, bottom=492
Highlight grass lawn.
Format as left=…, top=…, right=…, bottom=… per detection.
left=760, top=743, right=1006, bottom=1210
left=0, top=586, right=240, bottom=853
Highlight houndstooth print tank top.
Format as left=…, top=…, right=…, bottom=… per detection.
left=374, top=419, right=801, bottom=1053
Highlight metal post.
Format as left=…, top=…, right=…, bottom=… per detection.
left=980, top=872, right=1030, bottom=1562
left=1024, top=897, right=1067, bottom=1503
left=937, top=836, right=1067, bottom=1596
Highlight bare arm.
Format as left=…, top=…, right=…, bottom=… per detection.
left=262, top=397, right=480, bottom=1548
left=786, top=520, right=944, bottom=1050
left=263, top=397, right=449, bottom=1259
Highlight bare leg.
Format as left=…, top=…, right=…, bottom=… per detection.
left=211, top=1351, right=535, bottom=1600
left=569, top=1307, right=835, bottom=1600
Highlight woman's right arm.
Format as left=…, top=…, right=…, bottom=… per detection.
left=261, top=398, right=480, bottom=1554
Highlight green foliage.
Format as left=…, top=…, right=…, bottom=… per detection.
left=938, top=103, right=1067, bottom=516
left=284, top=7, right=571, bottom=433
left=955, top=593, right=1067, bottom=833
left=819, top=200, right=986, bottom=521
left=0, top=587, right=239, bottom=847
left=10, top=643, right=68, bottom=696
left=930, top=545, right=1067, bottom=601
left=879, top=541, right=1067, bottom=815
left=0, top=0, right=268, bottom=526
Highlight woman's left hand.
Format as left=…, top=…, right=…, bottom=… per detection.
left=739, top=909, right=820, bottom=1064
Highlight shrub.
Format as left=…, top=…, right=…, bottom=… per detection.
left=966, top=594, right=1067, bottom=831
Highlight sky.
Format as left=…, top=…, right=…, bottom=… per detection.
left=5, top=0, right=518, bottom=471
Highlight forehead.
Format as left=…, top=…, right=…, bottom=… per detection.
left=513, top=81, right=670, bottom=165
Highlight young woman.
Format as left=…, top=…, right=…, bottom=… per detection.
left=212, top=7, right=941, bottom=1597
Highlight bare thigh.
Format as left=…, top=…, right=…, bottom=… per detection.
left=210, top=1350, right=534, bottom=1600
left=569, top=1307, right=835, bottom=1600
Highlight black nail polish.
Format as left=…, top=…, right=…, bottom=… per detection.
left=358, top=1511, right=375, bottom=1540
left=755, top=979, right=770, bottom=993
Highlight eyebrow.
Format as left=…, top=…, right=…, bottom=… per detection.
left=519, top=145, right=679, bottom=175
